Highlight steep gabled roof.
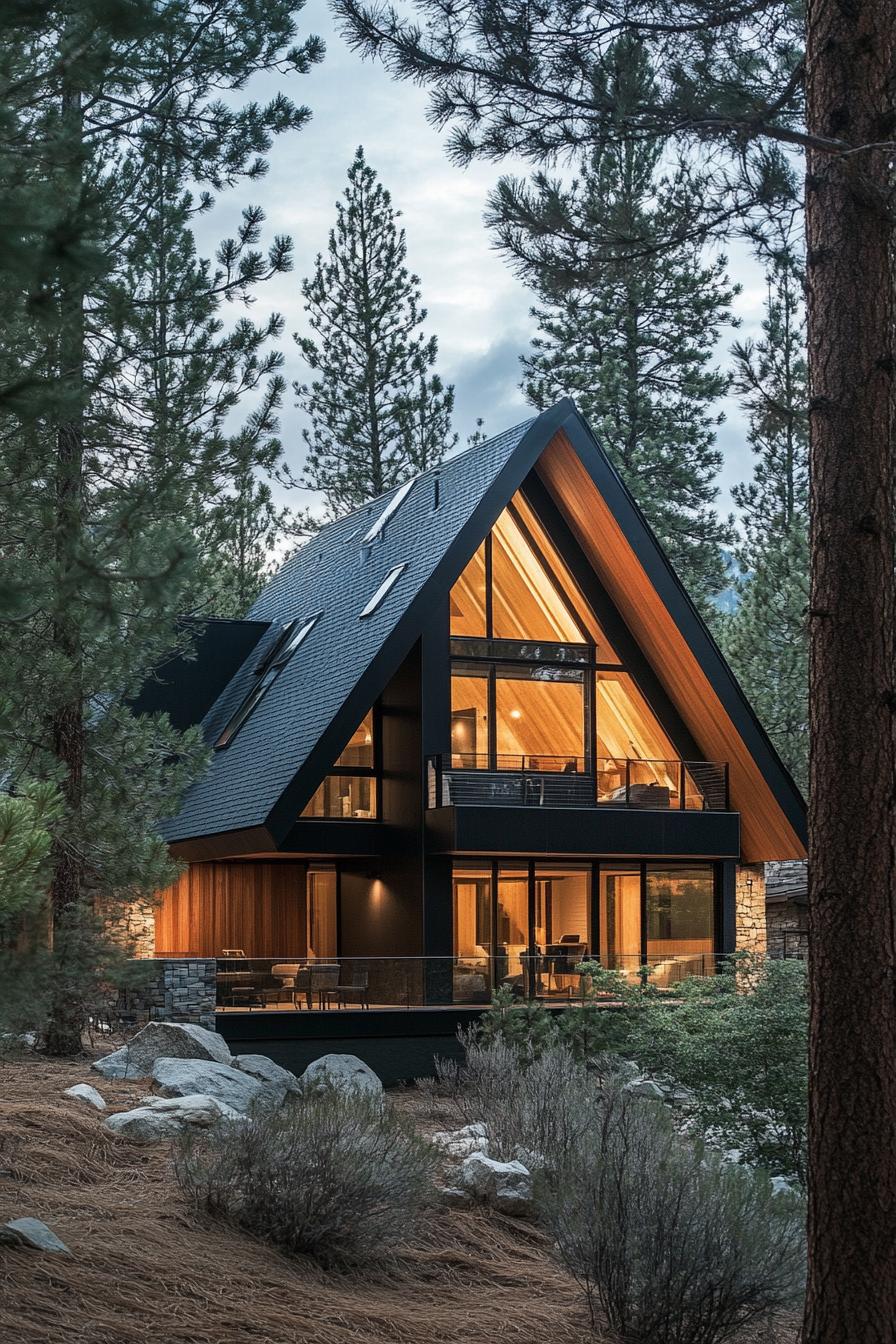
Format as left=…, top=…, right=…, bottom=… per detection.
left=159, top=399, right=807, bottom=861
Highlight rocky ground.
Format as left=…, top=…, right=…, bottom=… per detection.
left=0, top=1047, right=589, bottom=1344
left=0, top=1037, right=799, bottom=1344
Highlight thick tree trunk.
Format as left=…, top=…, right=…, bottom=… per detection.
left=802, top=0, right=896, bottom=1336
left=45, top=76, right=87, bottom=1059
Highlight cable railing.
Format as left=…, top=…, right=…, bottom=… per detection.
left=214, top=951, right=729, bottom=1012
left=427, top=754, right=729, bottom=810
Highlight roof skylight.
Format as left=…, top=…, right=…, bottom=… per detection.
left=361, top=479, right=415, bottom=544
left=360, top=564, right=407, bottom=618
left=216, top=613, right=321, bottom=749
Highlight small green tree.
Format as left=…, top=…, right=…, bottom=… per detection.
left=295, top=146, right=456, bottom=519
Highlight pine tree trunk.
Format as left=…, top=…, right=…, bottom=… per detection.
left=45, top=75, right=87, bottom=1059
left=802, top=0, right=896, bottom=1334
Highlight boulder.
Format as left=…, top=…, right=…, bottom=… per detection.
left=3, top=1218, right=70, bottom=1254
left=233, top=1054, right=300, bottom=1094
left=63, top=1083, right=106, bottom=1111
left=458, top=1152, right=533, bottom=1216
left=300, top=1053, right=383, bottom=1096
left=430, top=1123, right=490, bottom=1159
left=151, top=1057, right=265, bottom=1113
left=437, top=1185, right=473, bottom=1208
left=92, top=1022, right=232, bottom=1080
left=104, top=1093, right=239, bottom=1142
left=623, top=1076, right=665, bottom=1102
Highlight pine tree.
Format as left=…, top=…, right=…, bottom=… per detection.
left=0, top=0, right=322, bottom=1052
left=494, top=41, right=735, bottom=611
left=335, top=1, right=896, bottom=1331
left=723, top=237, right=809, bottom=791
left=295, top=147, right=456, bottom=519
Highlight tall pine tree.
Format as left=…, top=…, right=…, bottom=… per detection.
left=493, top=40, right=735, bottom=611
left=0, top=0, right=322, bottom=1051
left=723, top=235, right=809, bottom=791
left=295, top=146, right=455, bottom=519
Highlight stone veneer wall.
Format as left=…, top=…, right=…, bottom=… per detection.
left=124, top=958, right=217, bottom=1032
left=735, top=862, right=767, bottom=956
left=101, top=898, right=157, bottom=959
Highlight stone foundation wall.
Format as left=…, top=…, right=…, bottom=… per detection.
left=124, top=958, right=216, bottom=1032
left=735, top=863, right=767, bottom=956
left=101, top=898, right=157, bottom=959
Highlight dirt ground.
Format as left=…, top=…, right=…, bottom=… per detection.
left=0, top=1052, right=798, bottom=1344
left=0, top=1052, right=593, bottom=1344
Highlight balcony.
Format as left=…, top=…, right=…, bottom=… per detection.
left=426, top=754, right=729, bottom=811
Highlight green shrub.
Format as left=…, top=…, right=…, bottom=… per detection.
left=438, top=1034, right=618, bottom=1164
left=539, top=1082, right=806, bottom=1344
left=174, top=1089, right=438, bottom=1265
left=470, top=956, right=809, bottom=1184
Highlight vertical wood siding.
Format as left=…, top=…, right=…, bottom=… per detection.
left=154, top=862, right=306, bottom=957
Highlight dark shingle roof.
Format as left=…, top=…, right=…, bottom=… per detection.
left=161, top=416, right=536, bottom=842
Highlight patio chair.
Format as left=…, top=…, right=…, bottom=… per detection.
left=292, top=965, right=313, bottom=1010
left=336, top=969, right=370, bottom=1009
left=265, top=962, right=303, bottom=1008
left=309, top=963, right=340, bottom=1009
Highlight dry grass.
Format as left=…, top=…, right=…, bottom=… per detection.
left=0, top=1054, right=592, bottom=1344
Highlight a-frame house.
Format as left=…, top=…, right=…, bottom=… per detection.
left=132, top=400, right=806, bottom=1073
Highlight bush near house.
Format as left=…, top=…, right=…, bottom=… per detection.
left=539, top=1081, right=806, bottom=1344
left=174, top=1087, right=438, bottom=1265
left=473, top=956, right=809, bottom=1184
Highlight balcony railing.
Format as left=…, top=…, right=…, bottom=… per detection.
left=215, top=952, right=728, bottom=1012
left=426, top=755, right=729, bottom=810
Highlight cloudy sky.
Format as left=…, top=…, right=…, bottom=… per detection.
left=198, top=0, right=769, bottom=517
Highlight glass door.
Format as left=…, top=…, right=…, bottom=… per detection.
left=307, top=866, right=337, bottom=960
left=599, top=864, right=641, bottom=978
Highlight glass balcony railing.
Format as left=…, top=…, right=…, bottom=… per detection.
left=426, top=755, right=729, bottom=810
left=214, top=952, right=728, bottom=1012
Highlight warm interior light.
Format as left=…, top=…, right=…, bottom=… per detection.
left=510, top=708, right=522, bottom=720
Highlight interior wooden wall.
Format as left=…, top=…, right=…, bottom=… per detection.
left=538, top=434, right=806, bottom=861
left=154, top=861, right=306, bottom=957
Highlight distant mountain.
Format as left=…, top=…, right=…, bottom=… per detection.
left=712, top=548, right=746, bottom=615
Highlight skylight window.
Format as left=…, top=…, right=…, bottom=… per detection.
left=360, top=564, right=407, bottom=618
left=361, top=479, right=415, bottom=544
left=215, top=613, right=321, bottom=749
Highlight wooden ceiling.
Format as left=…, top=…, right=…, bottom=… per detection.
left=537, top=431, right=807, bottom=862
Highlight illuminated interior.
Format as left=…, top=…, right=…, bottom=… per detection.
left=300, top=710, right=378, bottom=819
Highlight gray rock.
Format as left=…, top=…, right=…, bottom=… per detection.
left=458, top=1152, right=533, bottom=1216
left=92, top=1021, right=232, bottom=1080
left=104, top=1093, right=240, bottom=1142
left=151, top=1057, right=265, bottom=1113
left=623, top=1076, right=666, bottom=1101
left=63, top=1083, right=106, bottom=1111
left=300, top=1053, right=383, bottom=1096
left=430, top=1123, right=490, bottom=1159
left=437, top=1185, right=473, bottom=1208
left=3, top=1218, right=70, bottom=1253
left=233, top=1054, right=300, bottom=1093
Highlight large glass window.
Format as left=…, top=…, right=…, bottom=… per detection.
left=450, top=543, right=487, bottom=637
left=491, top=509, right=584, bottom=642
left=496, top=865, right=529, bottom=984
left=300, top=710, right=378, bottom=819
left=646, top=865, right=714, bottom=974
left=596, top=670, right=680, bottom=804
left=600, top=864, right=642, bottom=975
left=452, top=864, right=492, bottom=1004
left=450, top=663, right=489, bottom=766
left=449, top=493, right=604, bottom=647
left=495, top=665, right=585, bottom=769
left=301, top=775, right=377, bottom=819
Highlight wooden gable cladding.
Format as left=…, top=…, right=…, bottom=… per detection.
left=154, top=861, right=306, bottom=957
left=537, top=431, right=806, bottom=862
